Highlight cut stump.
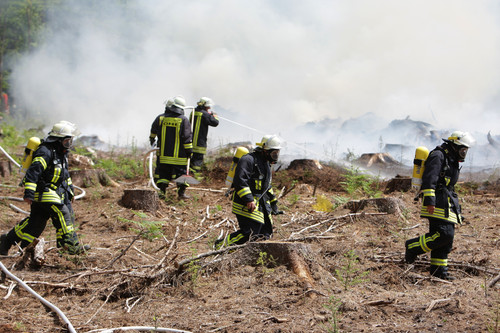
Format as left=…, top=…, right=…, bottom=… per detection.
left=120, top=189, right=159, bottom=213
left=345, top=197, right=405, bottom=215
left=245, top=241, right=315, bottom=291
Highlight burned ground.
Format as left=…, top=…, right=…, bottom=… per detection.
left=0, top=153, right=499, bottom=333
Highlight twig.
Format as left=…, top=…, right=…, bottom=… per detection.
left=155, top=225, right=180, bottom=270
left=84, top=284, right=118, bottom=325
left=401, top=224, right=421, bottom=231
left=125, top=296, right=144, bottom=313
left=175, top=243, right=248, bottom=269
left=362, top=299, right=395, bottom=306
left=104, top=233, right=142, bottom=269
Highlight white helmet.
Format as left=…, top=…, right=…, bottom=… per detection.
left=172, top=95, right=186, bottom=109
left=447, top=131, right=475, bottom=148
left=197, top=97, right=214, bottom=108
left=48, top=121, right=80, bottom=138
left=165, top=98, right=174, bottom=107
left=258, top=134, right=282, bottom=150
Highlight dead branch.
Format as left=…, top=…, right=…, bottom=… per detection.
left=362, top=299, right=395, bottom=306
left=154, top=225, right=180, bottom=270
left=425, top=298, right=452, bottom=312
left=104, top=233, right=142, bottom=269
left=488, top=272, right=500, bottom=288
left=175, top=244, right=249, bottom=269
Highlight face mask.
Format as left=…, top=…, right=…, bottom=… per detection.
left=62, top=137, right=73, bottom=149
left=458, top=147, right=468, bottom=161
left=268, top=149, right=280, bottom=163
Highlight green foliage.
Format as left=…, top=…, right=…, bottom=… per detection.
left=118, top=211, right=165, bottom=241
left=340, top=167, right=382, bottom=199
left=288, top=193, right=300, bottom=206
left=95, top=152, right=142, bottom=179
left=322, top=295, right=343, bottom=333
left=335, top=250, right=369, bottom=291
left=186, top=248, right=202, bottom=294
left=256, top=251, right=277, bottom=275
left=0, top=122, right=43, bottom=151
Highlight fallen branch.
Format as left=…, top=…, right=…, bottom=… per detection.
left=0, top=261, right=76, bottom=332
left=425, top=298, right=452, bottom=312
left=488, top=272, right=500, bottom=288
left=175, top=243, right=249, bottom=269
left=104, top=233, right=142, bottom=269
left=362, top=299, right=395, bottom=306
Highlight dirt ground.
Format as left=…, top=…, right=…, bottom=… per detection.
left=0, top=152, right=499, bottom=333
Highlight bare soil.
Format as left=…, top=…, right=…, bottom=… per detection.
left=0, top=153, right=499, bottom=333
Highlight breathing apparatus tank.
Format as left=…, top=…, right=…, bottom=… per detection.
left=19, top=137, right=41, bottom=179
left=225, top=146, right=249, bottom=188
left=411, top=146, right=429, bottom=191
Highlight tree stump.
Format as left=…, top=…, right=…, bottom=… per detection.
left=0, top=159, right=12, bottom=178
left=384, top=175, right=411, bottom=193
left=120, top=189, right=159, bottom=213
left=70, top=168, right=119, bottom=187
left=245, top=241, right=315, bottom=291
left=344, top=197, right=405, bottom=215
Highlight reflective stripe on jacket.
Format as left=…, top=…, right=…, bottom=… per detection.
left=420, top=144, right=462, bottom=224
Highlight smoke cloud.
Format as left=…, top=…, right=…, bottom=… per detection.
left=10, top=0, right=500, bottom=166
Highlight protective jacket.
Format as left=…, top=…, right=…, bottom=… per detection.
left=23, top=141, right=74, bottom=204
left=150, top=107, right=193, bottom=166
left=231, top=150, right=277, bottom=224
left=191, top=106, right=219, bottom=154
left=420, top=143, right=462, bottom=224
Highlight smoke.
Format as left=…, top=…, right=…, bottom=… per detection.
left=10, top=0, right=500, bottom=166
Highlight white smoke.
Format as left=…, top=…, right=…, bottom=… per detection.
left=10, top=0, right=500, bottom=166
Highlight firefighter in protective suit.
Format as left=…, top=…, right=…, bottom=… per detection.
left=149, top=95, right=193, bottom=199
left=404, top=131, right=475, bottom=280
left=0, top=121, right=90, bottom=255
left=189, top=97, right=219, bottom=180
left=214, top=135, right=283, bottom=249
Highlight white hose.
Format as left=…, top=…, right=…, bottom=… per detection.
left=0, top=145, right=21, bottom=168
left=0, top=261, right=77, bottom=333
left=143, top=147, right=160, bottom=190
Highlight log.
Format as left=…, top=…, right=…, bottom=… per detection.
left=120, top=189, right=159, bottom=213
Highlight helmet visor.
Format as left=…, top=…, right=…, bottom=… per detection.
left=458, top=147, right=468, bottom=160
left=269, top=149, right=280, bottom=163
left=62, top=137, right=73, bottom=149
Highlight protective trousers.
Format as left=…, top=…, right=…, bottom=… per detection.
left=5, top=201, right=79, bottom=249
left=405, top=219, right=455, bottom=277
left=217, top=213, right=273, bottom=248
left=189, top=152, right=204, bottom=180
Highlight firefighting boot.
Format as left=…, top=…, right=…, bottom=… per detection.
left=0, top=234, right=13, bottom=256
left=430, top=265, right=455, bottom=281
left=57, top=232, right=90, bottom=255
left=404, top=239, right=421, bottom=264
left=177, top=185, right=190, bottom=200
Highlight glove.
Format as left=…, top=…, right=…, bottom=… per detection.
left=149, top=137, right=156, bottom=147
left=271, top=202, right=284, bottom=215
left=185, top=148, right=193, bottom=158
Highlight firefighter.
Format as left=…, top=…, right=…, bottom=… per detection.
left=214, top=135, right=283, bottom=249
left=189, top=97, right=219, bottom=180
left=0, top=121, right=90, bottom=255
left=149, top=95, right=193, bottom=199
left=404, top=131, right=475, bottom=280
